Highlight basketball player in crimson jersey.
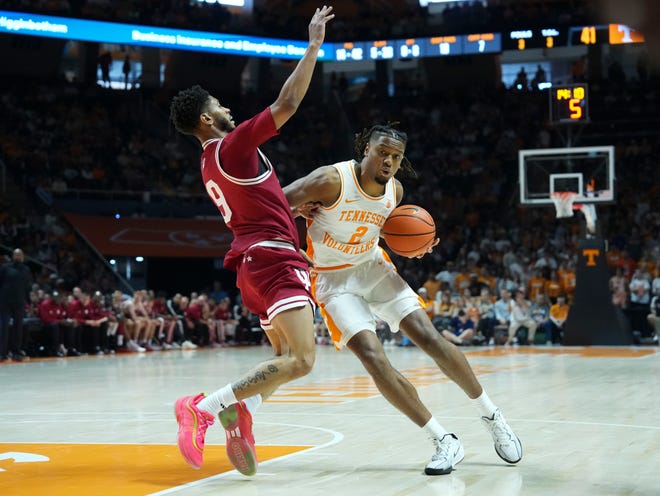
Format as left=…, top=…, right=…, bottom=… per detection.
left=168, top=6, right=334, bottom=475
left=283, top=125, right=522, bottom=475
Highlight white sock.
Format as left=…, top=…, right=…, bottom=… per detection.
left=242, top=394, right=263, bottom=416
left=197, top=384, right=237, bottom=415
left=423, top=417, right=449, bottom=439
left=472, top=390, right=498, bottom=418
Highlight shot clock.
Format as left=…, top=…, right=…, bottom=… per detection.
left=550, top=84, right=589, bottom=123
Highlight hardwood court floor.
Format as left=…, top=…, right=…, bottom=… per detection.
left=1, top=344, right=658, bottom=496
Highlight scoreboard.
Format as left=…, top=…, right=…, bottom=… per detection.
left=0, top=9, right=648, bottom=63
left=504, top=24, right=645, bottom=51
left=550, top=84, right=589, bottom=124
left=333, top=32, right=502, bottom=61
left=333, top=22, right=644, bottom=62
left=504, top=28, right=565, bottom=51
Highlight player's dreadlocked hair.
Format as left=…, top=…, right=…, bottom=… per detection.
left=169, top=85, right=210, bottom=135
left=353, top=123, right=416, bottom=177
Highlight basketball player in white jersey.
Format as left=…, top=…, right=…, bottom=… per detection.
left=283, top=124, right=522, bottom=475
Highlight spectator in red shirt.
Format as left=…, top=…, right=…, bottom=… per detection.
left=184, top=297, right=210, bottom=346
left=39, top=292, right=80, bottom=357
left=79, top=291, right=107, bottom=355
left=213, top=297, right=238, bottom=346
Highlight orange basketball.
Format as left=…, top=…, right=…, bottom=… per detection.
left=382, top=205, right=436, bottom=257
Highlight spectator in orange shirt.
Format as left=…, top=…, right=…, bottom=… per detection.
left=606, top=246, right=623, bottom=268
left=544, top=295, right=569, bottom=345
left=422, top=272, right=442, bottom=301
left=477, top=267, right=496, bottom=294
left=417, top=288, right=436, bottom=321
left=558, top=263, right=576, bottom=302
left=545, top=269, right=562, bottom=304
left=453, top=265, right=471, bottom=295
left=527, top=269, right=547, bottom=301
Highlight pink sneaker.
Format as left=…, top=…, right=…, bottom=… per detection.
left=218, top=401, right=258, bottom=475
left=174, top=393, right=215, bottom=469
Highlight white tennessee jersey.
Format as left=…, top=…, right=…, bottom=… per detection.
left=306, top=160, right=396, bottom=270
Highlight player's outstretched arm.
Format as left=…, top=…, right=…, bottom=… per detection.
left=270, top=6, right=334, bottom=129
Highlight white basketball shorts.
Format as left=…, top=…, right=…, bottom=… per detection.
left=312, top=250, right=422, bottom=349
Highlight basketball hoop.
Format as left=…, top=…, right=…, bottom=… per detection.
left=551, top=192, right=578, bottom=218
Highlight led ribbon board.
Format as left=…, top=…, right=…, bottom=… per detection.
left=0, top=10, right=334, bottom=60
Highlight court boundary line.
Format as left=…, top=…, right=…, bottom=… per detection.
left=147, top=423, right=344, bottom=495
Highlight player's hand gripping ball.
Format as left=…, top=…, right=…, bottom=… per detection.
left=382, top=205, right=438, bottom=258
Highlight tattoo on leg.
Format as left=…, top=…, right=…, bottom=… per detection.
left=233, top=364, right=280, bottom=392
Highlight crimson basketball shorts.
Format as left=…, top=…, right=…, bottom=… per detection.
left=236, top=241, right=315, bottom=331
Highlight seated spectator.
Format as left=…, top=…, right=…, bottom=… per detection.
left=151, top=291, right=178, bottom=349
left=530, top=294, right=550, bottom=344
left=629, top=268, right=652, bottom=334
left=433, top=290, right=455, bottom=332
left=441, top=310, right=475, bottom=346
left=527, top=269, right=547, bottom=302
left=114, top=291, right=145, bottom=353
left=647, top=289, right=660, bottom=343
left=545, top=295, right=569, bottom=345
left=39, top=291, right=81, bottom=357
left=78, top=291, right=107, bottom=355
left=184, top=296, right=210, bottom=347
left=417, top=287, right=435, bottom=321
left=133, top=290, right=162, bottom=351
left=505, top=289, right=537, bottom=345
left=170, top=295, right=196, bottom=349
left=475, top=287, right=497, bottom=344
left=629, top=268, right=651, bottom=307
left=545, top=269, right=563, bottom=304
left=493, top=289, right=513, bottom=345
left=234, top=301, right=262, bottom=345
left=212, top=297, right=237, bottom=346
left=93, top=291, right=118, bottom=353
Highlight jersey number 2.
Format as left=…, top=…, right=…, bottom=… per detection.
left=205, top=179, right=232, bottom=223
left=348, top=226, right=368, bottom=245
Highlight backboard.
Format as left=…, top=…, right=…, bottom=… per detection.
left=518, top=146, right=615, bottom=206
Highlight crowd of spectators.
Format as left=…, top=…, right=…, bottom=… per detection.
left=1, top=4, right=659, bottom=360
left=0, top=278, right=285, bottom=361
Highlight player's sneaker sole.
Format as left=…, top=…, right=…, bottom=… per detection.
left=218, top=402, right=258, bottom=476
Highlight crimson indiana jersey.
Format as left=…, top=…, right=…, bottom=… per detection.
left=200, top=108, right=300, bottom=270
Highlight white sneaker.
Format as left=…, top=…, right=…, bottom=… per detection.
left=425, top=433, right=465, bottom=475
left=127, top=340, right=146, bottom=353
left=181, top=340, right=198, bottom=350
left=481, top=409, right=522, bottom=463
left=162, top=342, right=174, bottom=350
left=171, top=342, right=181, bottom=349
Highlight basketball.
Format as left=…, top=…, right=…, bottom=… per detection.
left=382, top=205, right=436, bottom=257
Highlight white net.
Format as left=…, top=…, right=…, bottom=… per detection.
left=551, top=192, right=577, bottom=218
left=578, top=203, right=597, bottom=234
